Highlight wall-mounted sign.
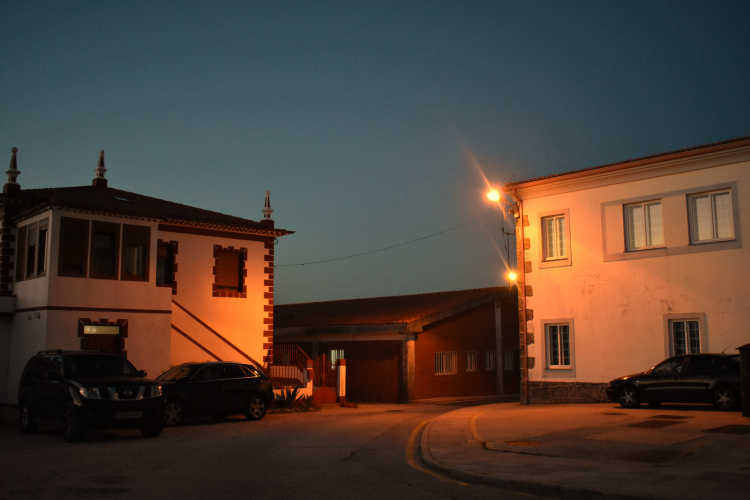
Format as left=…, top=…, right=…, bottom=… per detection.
left=83, top=325, right=121, bottom=336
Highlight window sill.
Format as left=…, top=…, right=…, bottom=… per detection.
left=121, top=275, right=149, bottom=282
left=625, top=246, right=666, bottom=253
left=690, top=237, right=736, bottom=245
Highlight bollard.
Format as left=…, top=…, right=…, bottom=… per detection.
left=336, top=359, right=346, bottom=405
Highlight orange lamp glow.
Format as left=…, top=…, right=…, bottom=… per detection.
left=507, top=271, right=517, bottom=282
left=487, top=190, right=500, bottom=202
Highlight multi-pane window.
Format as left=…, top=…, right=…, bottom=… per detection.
left=670, top=320, right=700, bottom=355
left=121, top=224, right=150, bottom=281
left=547, top=324, right=570, bottom=368
left=90, top=221, right=120, bottom=279
left=465, top=351, right=477, bottom=372
left=15, top=219, right=49, bottom=282
left=58, top=217, right=90, bottom=278
left=689, top=190, right=734, bottom=243
left=484, top=350, right=496, bottom=371
left=434, top=352, right=457, bottom=375
left=330, top=349, right=345, bottom=369
left=625, top=201, right=663, bottom=250
left=542, top=215, right=566, bottom=260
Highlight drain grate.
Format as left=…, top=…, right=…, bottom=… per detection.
left=650, top=415, right=690, bottom=420
left=619, top=450, right=693, bottom=464
left=506, top=441, right=542, bottom=447
left=628, top=420, right=681, bottom=429
left=703, top=425, right=750, bottom=435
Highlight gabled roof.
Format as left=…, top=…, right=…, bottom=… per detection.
left=275, top=287, right=508, bottom=328
left=2, top=185, right=292, bottom=236
left=505, top=135, right=750, bottom=189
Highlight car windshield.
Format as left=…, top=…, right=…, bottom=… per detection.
left=64, top=355, right=139, bottom=377
left=157, top=365, right=194, bottom=381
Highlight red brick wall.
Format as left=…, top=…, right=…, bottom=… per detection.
left=320, top=340, right=402, bottom=403
left=415, top=302, right=497, bottom=400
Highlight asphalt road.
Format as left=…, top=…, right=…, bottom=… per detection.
left=0, top=402, right=552, bottom=500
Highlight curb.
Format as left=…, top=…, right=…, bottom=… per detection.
left=418, top=413, right=654, bottom=500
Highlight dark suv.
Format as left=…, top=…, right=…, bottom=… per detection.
left=18, top=350, right=165, bottom=442
left=157, top=362, right=273, bottom=426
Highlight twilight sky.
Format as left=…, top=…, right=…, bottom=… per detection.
left=1, top=1, right=749, bottom=304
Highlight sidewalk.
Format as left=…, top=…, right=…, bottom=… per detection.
left=420, top=402, right=750, bottom=499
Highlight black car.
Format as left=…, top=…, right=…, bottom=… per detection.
left=156, top=362, right=273, bottom=426
left=606, top=353, right=741, bottom=411
left=18, top=350, right=165, bottom=442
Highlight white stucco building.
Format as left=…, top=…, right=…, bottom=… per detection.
left=0, top=149, right=292, bottom=404
left=504, top=136, right=750, bottom=403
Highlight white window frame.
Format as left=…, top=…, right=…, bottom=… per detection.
left=663, top=313, right=707, bottom=358
left=537, top=209, right=572, bottom=269
left=624, top=200, right=664, bottom=251
left=484, top=350, right=496, bottom=371
left=541, top=318, right=576, bottom=378
left=434, top=352, right=457, bottom=376
left=465, top=351, right=477, bottom=372
left=688, top=189, right=735, bottom=244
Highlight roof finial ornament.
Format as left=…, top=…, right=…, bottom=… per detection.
left=92, top=150, right=108, bottom=188
left=4, top=147, right=21, bottom=195
left=261, top=190, right=274, bottom=227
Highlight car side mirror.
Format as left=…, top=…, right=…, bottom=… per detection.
left=138, top=370, right=148, bottom=378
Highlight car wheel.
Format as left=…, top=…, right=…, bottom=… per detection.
left=713, top=387, right=737, bottom=411
left=245, top=395, right=267, bottom=421
left=164, top=401, right=184, bottom=426
left=618, top=386, right=641, bottom=408
left=140, top=419, right=164, bottom=438
left=19, top=400, right=40, bottom=434
left=61, top=403, right=86, bottom=443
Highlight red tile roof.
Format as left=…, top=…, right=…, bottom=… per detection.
left=2, top=185, right=292, bottom=236
left=505, top=135, right=750, bottom=188
left=275, top=287, right=507, bottom=327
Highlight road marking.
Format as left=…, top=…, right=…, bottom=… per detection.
left=405, top=419, right=467, bottom=486
left=469, top=409, right=488, bottom=445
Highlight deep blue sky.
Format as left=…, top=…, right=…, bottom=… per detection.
left=2, top=1, right=749, bottom=304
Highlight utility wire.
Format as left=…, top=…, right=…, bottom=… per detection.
left=277, top=209, right=502, bottom=267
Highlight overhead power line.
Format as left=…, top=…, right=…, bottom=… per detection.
left=276, top=209, right=502, bottom=267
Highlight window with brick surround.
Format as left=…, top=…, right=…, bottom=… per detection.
left=434, top=352, right=457, bottom=375
left=156, top=240, right=177, bottom=293
left=213, top=245, right=247, bottom=298
left=58, top=217, right=90, bottom=278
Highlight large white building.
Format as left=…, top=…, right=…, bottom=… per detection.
left=504, top=136, right=750, bottom=403
left=0, top=149, right=292, bottom=404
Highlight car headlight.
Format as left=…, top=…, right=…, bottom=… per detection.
left=150, top=386, right=162, bottom=398
left=78, top=387, right=101, bottom=399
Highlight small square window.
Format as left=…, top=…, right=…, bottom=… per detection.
left=465, top=351, right=477, bottom=372
left=434, top=352, right=457, bottom=375
left=625, top=201, right=663, bottom=251
left=689, top=190, right=734, bottom=243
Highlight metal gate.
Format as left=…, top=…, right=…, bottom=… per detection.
left=312, top=353, right=337, bottom=404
